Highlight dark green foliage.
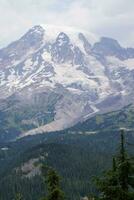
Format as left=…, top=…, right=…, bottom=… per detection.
left=71, top=104, right=134, bottom=132
left=0, top=91, right=61, bottom=142
left=0, top=131, right=115, bottom=200
left=0, top=104, right=134, bottom=142
left=0, top=130, right=133, bottom=200
left=95, top=130, right=134, bottom=200
left=41, top=167, right=65, bottom=200
left=0, top=107, right=134, bottom=199
left=14, top=193, right=23, bottom=200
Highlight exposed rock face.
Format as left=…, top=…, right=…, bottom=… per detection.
left=0, top=24, right=134, bottom=139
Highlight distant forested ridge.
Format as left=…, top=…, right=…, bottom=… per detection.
left=0, top=107, right=134, bottom=199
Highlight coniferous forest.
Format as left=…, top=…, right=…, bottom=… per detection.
left=0, top=1, right=134, bottom=199
left=0, top=125, right=133, bottom=200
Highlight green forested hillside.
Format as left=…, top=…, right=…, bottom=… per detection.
left=0, top=105, right=134, bottom=199
left=0, top=91, right=59, bottom=142
left=71, top=104, right=134, bottom=132
left=0, top=130, right=133, bottom=200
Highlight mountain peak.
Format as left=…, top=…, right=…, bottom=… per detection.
left=56, top=32, right=70, bottom=46
left=100, top=37, right=121, bottom=49
left=36, top=24, right=97, bottom=44
left=1, top=25, right=134, bottom=139
left=92, top=36, right=134, bottom=59
left=22, top=25, right=45, bottom=40
left=92, top=36, right=129, bottom=59
left=29, top=25, right=45, bottom=34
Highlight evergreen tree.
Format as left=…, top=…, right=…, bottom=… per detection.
left=95, top=157, right=120, bottom=200
left=41, top=166, right=65, bottom=200
left=14, top=193, right=23, bottom=200
left=95, top=129, right=134, bottom=200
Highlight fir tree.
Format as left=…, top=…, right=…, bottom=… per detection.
left=41, top=166, right=65, bottom=200
left=14, top=193, right=23, bottom=200
left=95, top=129, right=134, bottom=200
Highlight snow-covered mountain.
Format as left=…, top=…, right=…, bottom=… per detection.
left=0, top=24, right=134, bottom=138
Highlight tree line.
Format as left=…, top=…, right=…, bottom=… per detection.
left=14, top=129, right=134, bottom=200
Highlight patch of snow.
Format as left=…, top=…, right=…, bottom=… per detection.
left=107, top=56, right=134, bottom=70
left=67, top=87, right=83, bottom=94
left=1, top=147, right=9, bottom=151
left=57, top=39, right=65, bottom=46
left=42, top=50, right=52, bottom=62
left=9, top=53, right=15, bottom=57
left=51, top=62, right=98, bottom=90
left=40, top=24, right=97, bottom=46
left=24, top=58, right=33, bottom=70
left=83, top=104, right=99, bottom=119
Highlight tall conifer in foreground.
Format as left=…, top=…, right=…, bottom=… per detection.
left=95, top=129, right=134, bottom=200
left=14, top=193, right=23, bottom=200
left=41, top=166, right=65, bottom=200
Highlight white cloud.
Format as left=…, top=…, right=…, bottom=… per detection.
left=0, top=0, right=134, bottom=47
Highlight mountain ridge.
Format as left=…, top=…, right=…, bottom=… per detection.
left=0, top=24, right=134, bottom=139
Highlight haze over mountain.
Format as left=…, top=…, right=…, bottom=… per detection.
left=0, top=24, right=134, bottom=139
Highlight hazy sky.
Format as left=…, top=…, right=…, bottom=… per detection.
left=0, top=0, right=134, bottom=47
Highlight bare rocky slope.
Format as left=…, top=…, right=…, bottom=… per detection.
left=0, top=24, right=134, bottom=139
